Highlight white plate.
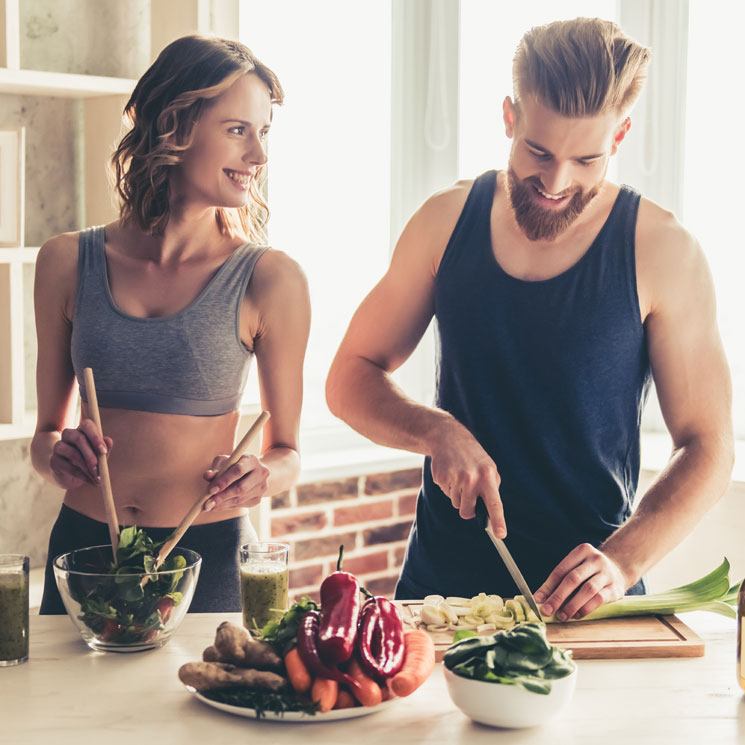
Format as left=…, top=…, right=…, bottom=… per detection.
left=187, top=687, right=399, bottom=722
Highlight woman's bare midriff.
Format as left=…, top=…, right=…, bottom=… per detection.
left=63, top=404, right=248, bottom=527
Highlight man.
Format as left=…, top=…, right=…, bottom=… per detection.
left=325, top=18, right=733, bottom=620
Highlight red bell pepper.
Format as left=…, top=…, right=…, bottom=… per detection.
left=317, top=545, right=360, bottom=665
left=357, top=595, right=405, bottom=680
left=296, top=609, right=362, bottom=695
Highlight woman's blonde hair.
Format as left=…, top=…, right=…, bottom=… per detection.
left=112, top=35, right=284, bottom=242
left=513, top=18, right=651, bottom=117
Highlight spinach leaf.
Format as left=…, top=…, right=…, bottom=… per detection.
left=444, top=622, right=576, bottom=695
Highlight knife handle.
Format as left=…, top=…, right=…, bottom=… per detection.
left=475, top=498, right=489, bottom=530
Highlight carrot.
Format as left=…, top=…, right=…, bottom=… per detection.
left=284, top=647, right=312, bottom=693
left=311, top=676, right=338, bottom=713
left=346, top=657, right=383, bottom=707
left=389, top=630, right=435, bottom=697
left=333, top=688, right=358, bottom=709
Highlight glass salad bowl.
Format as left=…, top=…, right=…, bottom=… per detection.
left=53, top=544, right=201, bottom=652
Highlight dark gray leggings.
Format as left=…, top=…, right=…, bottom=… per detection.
left=40, top=504, right=257, bottom=614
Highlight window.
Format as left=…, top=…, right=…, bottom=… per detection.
left=239, top=1, right=392, bottom=443
left=458, top=0, right=618, bottom=182
left=683, top=0, right=745, bottom=438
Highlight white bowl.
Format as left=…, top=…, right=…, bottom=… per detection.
left=444, top=664, right=577, bottom=728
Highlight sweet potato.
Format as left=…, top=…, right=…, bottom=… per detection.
left=211, top=621, right=283, bottom=670
left=178, top=661, right=288, bottom=692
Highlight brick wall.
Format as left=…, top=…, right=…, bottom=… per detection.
left=270, top=467, right=422, bottom=602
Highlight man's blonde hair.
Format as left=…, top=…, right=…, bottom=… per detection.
left=513, top=18, right=651, bottom=117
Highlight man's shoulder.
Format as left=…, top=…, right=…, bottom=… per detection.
left=635, top=196, right=698, bottom=259
left=419, top=178, right=475, bottom=220
left=634, top=195, right=707, bottom=311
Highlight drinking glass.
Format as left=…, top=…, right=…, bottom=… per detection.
left=239, top=542, right=290, bottom=632
left=0, top=555, right=29, bottom=666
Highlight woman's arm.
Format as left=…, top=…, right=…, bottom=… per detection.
left=203, top=249, right=310, bottom=511
left=30, top=233, right=109, bottom=489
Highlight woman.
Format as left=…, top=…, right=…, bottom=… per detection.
left=31, top=35, right=310, bottom=613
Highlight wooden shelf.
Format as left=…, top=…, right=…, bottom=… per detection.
left=0, top=0, right=230, bottom=438
left=0, top=68, right=135, bottom=98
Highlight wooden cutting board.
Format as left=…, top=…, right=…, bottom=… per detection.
left=396, top=601, right=705, bottom=660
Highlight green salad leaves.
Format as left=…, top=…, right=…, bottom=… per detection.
left=73, top=526, right=186, bottom=645
left=443, top=623, right=576, bottom=695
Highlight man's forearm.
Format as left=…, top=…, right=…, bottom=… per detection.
left=327, top=356, right=456, bottom=456
left=600, top=434, right=734, bottom=586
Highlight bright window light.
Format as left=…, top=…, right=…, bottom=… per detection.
left=458, top=0, right=618, bottom=181
left=683, top=1, right=745, bottom=438
left=239, top=2, right=391, bottom=429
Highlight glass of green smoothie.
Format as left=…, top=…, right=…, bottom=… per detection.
left=0, top=554, right=29, bottom=666
left=239, top=542, right=289, bottom=632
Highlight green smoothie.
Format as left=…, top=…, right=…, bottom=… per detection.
left=240, top=561, right=289, bottom=631
left=0, top=569, right=29, bottom=664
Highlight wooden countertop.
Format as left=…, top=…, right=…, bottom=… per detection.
left=2, top=612, right=743, bottom=744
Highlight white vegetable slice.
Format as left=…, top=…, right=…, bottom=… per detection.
left=505, top=598, right=525, bottom=622
left=438, top=602, right=459, bottom=624
left=476, top=623, right=497, bottom=633
left=423, top=595, right=444, bottom=604
left=444, top=596, right=471, bottom=606
left=425, top=624, right=450, bottom=632
left=420, top=605, right=447, bottom=625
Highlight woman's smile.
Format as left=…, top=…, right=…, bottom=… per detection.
left=223, top=168, right=253, bottom=190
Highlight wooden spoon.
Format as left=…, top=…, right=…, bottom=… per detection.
left=152, top=410, right=270, bottom=570
left=82, top=367, right=120, bottom=564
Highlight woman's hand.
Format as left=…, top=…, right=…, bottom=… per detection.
left=49, top=419, right=113, bottom=490
left=202, top=454, right=270, bottom=511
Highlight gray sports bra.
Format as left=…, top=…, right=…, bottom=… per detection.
left=70, top=226, right=267, bottom=416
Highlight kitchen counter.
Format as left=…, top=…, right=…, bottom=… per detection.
left=2, top=612, right=743, bottom=745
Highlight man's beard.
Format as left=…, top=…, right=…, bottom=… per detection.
left=507, top=167, right=600, bottom=242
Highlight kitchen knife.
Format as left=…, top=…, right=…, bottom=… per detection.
left=475, top=500, right=544, bottom=622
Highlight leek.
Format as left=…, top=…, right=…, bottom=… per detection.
left=545, top=558, right=739, bottom=623
left=411, top=560, right=741, bottom=633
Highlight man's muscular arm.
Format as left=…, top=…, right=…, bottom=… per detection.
left=536, top=203, right=734, bottom=620
left=326, top=182, right=506, bottom=536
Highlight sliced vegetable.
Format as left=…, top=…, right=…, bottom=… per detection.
left=415, top=559, right=740, bottom=631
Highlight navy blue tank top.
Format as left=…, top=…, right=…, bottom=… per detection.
left=399, top=171, right=651, bottom=598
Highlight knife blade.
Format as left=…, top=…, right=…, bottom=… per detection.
left=475, top=500, right=544, bottom=622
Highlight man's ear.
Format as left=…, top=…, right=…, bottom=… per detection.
left=611, top=117, right=631, bottom=155
left=503, top=96, right=517, bottom=138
